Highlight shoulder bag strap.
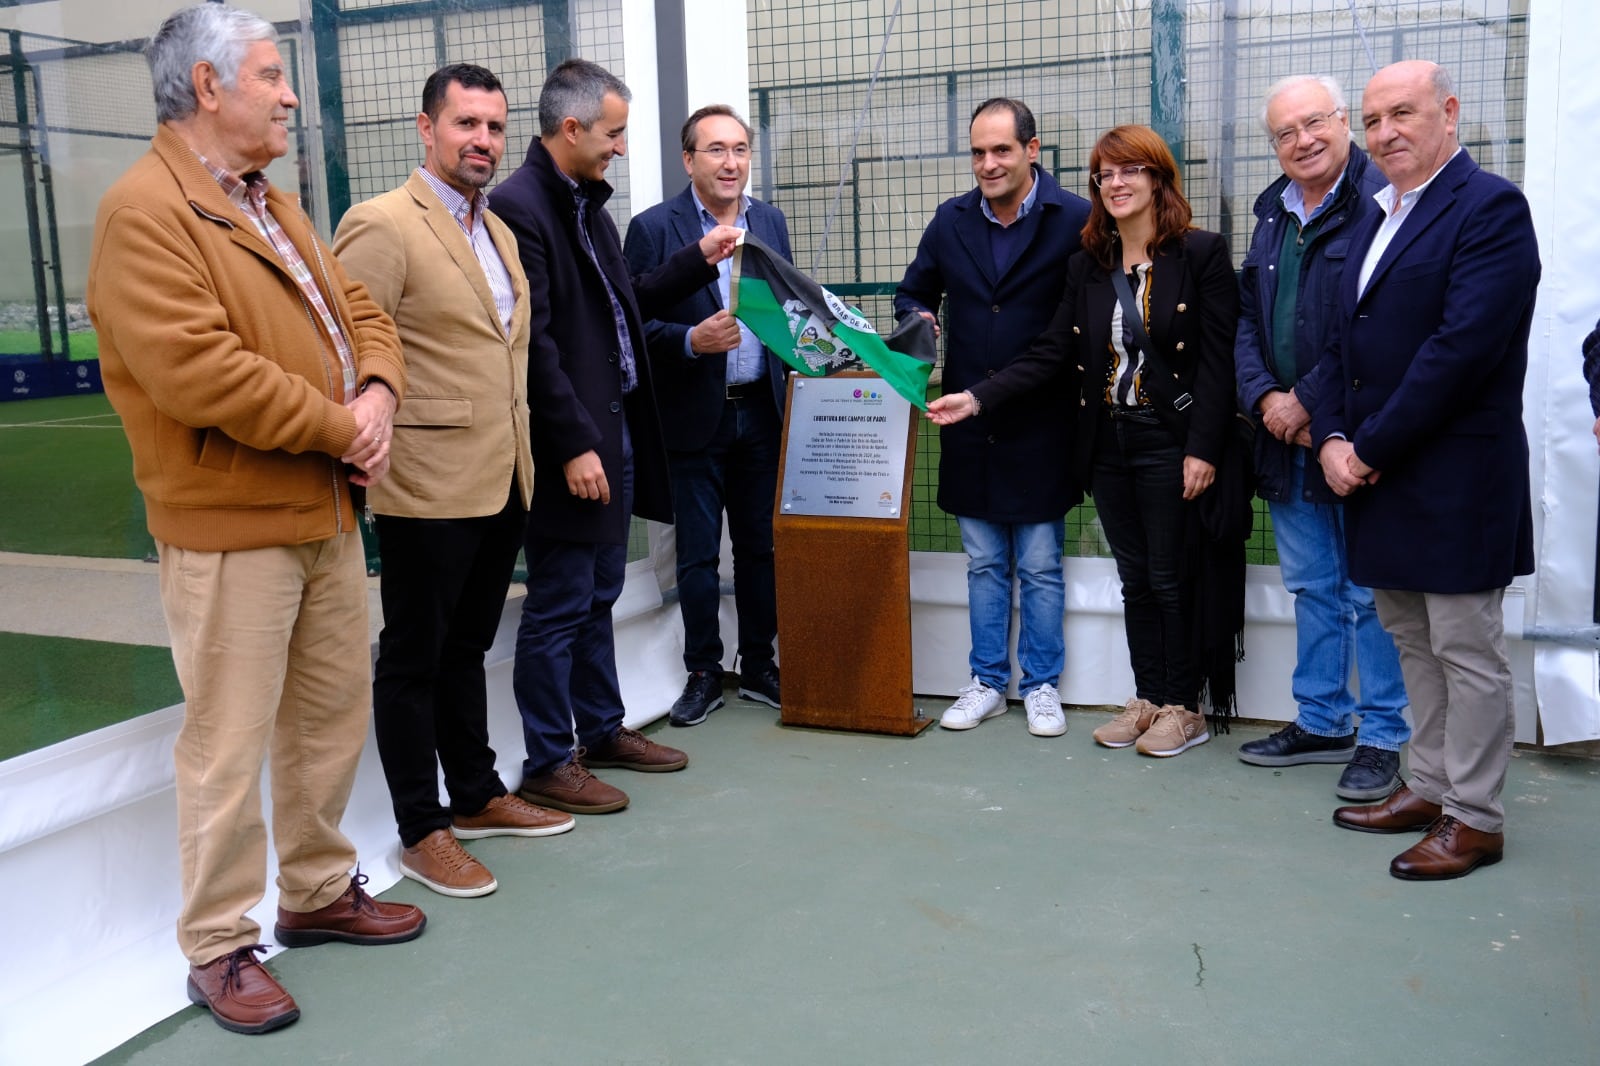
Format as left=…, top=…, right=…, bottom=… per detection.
left=1108, top=265, right=1193, bottom=419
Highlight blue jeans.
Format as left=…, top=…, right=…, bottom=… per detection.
left=1268, top=449, right=1410, bottom=750
left=956, top=516, right=1065, bottom=695
left=512, top=424, right=634, bottom=779
left=668, top=395, right=780, bottom=674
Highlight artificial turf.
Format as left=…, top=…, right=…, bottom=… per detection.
left=0, top=632, right=182, bottom=760
left=0, top=393, right=154, bottom=558
left=0, top=329, right=99, bottom=359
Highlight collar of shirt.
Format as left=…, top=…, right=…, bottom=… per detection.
left=980, top=165, right=1040, bottom=228
left=414, top=166, right=489, bottom=230
left=1373, top=146, right=1462, bottom=219
left=1280, top=172, right=1345, bottom=226
left=193, top=149, right=267, bottom=211
left=690, top=185, right=750, bottom=230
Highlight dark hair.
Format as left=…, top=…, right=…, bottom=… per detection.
left=680, top=104, right=753, bottom=154
left=538, top=58, right=630, bottom=137
left=1080, top=125, right=1194, bottom=269
left=969, top=98, right=1036, bottom=146
left=421, top=63, right=504, bottom=122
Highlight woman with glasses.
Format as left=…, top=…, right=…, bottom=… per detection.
left=928, top=125, right=1239, bottom=756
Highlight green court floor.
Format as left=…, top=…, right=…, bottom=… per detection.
left=93, top=699, right=1600, bottom=1065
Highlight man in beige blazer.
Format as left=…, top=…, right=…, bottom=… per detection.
left=334, top=63, right=572, bottom=900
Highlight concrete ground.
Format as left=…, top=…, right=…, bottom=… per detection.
left=0, top=551, right=385, bottom=648
left=91, top=698, right=1600, bottom=1066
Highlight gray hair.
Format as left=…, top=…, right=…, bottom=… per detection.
left=1258, top=74, right=1347, bottom=136
left=538, top=58, right=630, bottom=138
left=147, top=4, right=278, bottom=124
left=1429, top=64, right=1457, bottom=106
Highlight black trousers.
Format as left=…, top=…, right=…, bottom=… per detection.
left=1091, top=416, right=1198, bottom=709
left=372, top=491, right=526, bottom=847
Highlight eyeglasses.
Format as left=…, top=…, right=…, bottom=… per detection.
left=1271, top=109, right=1343, bottom=149
left=692, top=146, right=751, bottom=161
left=1091, top=165, right=1149, bottom=188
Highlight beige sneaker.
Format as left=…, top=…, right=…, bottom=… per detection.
left=1135, top=705, right=1211, bottom=757
left=401, top=828, right=497, bottom=898
left=1092, top=698, right=1159, bottom=748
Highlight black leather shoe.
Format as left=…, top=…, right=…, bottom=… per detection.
left=669, top=670, right=724, bottom=727
left=739, top=662, right=780, bottom=709
left=1336, top=745, right=1402, bottom=801
left=1237, top=722, right=1355, bottom=766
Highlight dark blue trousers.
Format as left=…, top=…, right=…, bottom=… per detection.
left=512, top=431, right=634, bottom=779
left=667, top=394, right=780, bottom=674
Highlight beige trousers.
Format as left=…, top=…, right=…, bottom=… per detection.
left=159, top=533, right=370, bottom=965
left=1373, top=587, right=1515, bottom=833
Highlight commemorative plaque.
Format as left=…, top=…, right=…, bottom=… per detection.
left=772, top=370, right=930, bottom=736
left=779, top=376, right=911, bottom=519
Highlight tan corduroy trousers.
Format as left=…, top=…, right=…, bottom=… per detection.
left=158, top=533, right=370, bottom=965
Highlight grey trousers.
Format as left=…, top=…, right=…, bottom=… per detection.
left=1373, top=587, right=1515, bottom=833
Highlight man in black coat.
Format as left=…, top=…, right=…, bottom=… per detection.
left=488, top=59, right=738, bottom=814
left=895, top=98, right=1090, bottom=738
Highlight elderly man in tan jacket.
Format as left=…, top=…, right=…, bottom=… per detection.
left=334, top=63, right=574, bottom=901
left=87, top=3, right=421, bottom=1037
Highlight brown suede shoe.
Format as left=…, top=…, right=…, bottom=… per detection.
left=186, top=944, right=299, bottom=1035
left=401, top=828, right=497, bottom=898
left=452, top=793, right=575, bottom=839
left=1390, top=815, right=1504, bottom=880
left=1331, top=782, right=1441, bottom=834
left=519, top=757, right=629, bottom=814
left=581, top=726, right=689, bottom=773
left=273, top=871, right=426, bottom=947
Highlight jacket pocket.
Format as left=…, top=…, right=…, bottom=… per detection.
left=195, top=428, right=236, bottom=472
left=393, top=395, right=473, bottom=428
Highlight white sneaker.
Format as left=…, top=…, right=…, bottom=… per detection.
left=1024, top=684, right=1066, bottom=737
left=940, top=678, right=1006, bottom=730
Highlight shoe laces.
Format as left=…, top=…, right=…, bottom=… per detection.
left=420, top=835, right=478, bottom=873
left=1348, top=745, right=1390, bottom=771
left=952, top=679, right=995, bottom=711
left=562, top=754, right=600, bottom=785
left=1424, top=814, right=1461, bottom=842
left=1272, top=722, right=1308, bottom=743
left=222, top=944, right=269, bottom=991
left=345, top=866, right=379, bottom=913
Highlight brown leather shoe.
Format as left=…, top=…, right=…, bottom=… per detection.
left=519, top=758, right=629, bottom=814
left=273, top=871, right=426, bottom=947
left=452, top=793, right=575, bottom=839
left=1331, top=782, right=1441, bottom=834
left=1390, top=815, right=1505, bottom=880
left=186, top=944, right=299, bottom=1035
left=401, top=828, right=497, bottom=898
left=582, top=726, right=689, bottom=773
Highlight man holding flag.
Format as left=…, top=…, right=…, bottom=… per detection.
left=898, top=98, right=1090, bottom=737
left=623, top=104, right=793, bottom=726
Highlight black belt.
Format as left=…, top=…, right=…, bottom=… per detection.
left=1104, top=404, right=1162, bottom=424
left=725, top=381, right=764, bottom=402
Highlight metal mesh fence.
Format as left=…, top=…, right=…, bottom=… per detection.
left=748, top=0, right=1530, bottom=564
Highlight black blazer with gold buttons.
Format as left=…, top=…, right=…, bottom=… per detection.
left=969, top=229, right=1238, bottom=491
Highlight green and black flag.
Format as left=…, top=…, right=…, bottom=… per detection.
left=728, top=231, right=935, bottom=410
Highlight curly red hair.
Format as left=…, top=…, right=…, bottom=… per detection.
left=1080, top=125, right=1194, bottom=269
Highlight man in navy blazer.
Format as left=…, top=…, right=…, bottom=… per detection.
left=895, top=98, right=1091, bottom=738
left=487, top=59, right=739, bottom=816
left=623, top=104, right=793, bottom=727
left=1313, top=61, right=1540, bottom=880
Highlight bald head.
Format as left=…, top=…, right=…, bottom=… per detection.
left=1360, top=60, right=1459, bottom=194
